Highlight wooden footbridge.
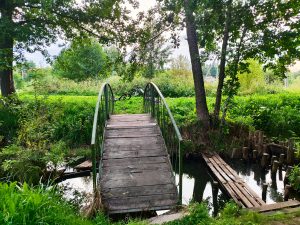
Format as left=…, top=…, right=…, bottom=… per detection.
left=89, top=82, right=300, bottom=215
left=91, top=83, right=183, bottom=214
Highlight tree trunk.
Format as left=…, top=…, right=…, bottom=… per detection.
left=0, top=3, right=15, bottom=97
left=184, top=0, right=210, bottom=128
left=213, top=0, right=232, bottom=119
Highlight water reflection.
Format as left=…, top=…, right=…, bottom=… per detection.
left=175, top=158, right=229, bottom=216
left=226, top=159, right=285, bottom=203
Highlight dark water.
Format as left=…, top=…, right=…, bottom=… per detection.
left=58, top=157, right=290, bottom=216
left=226, top=158, right=286, bottom=203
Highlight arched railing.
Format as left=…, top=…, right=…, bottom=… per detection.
left=144, top=82, right=183, bottom=205
left=91, top=83, right=114, bottom=191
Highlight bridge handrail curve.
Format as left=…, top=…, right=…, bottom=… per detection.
left=91, top=82, right=114, bottom=191
left=143, top=82, right=183, bottom=205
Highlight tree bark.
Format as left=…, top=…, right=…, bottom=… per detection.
left=184, top=0, right=210, bottom=128
left=0, top=1, right=15, bottom=97
left=213, top=0, right=232, bottom=119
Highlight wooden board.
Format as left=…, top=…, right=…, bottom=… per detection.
left=202, top=153, right=266, bottom=208
left=74, top=160, right=92, bottom=170
left=251, top=200, right=300, bottom=213
left=100, top=113, right=178, bottom=214
left=103, top=148, right=167, bottom=159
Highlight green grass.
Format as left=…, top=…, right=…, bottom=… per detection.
left=1, top=182, right=300, bottom=225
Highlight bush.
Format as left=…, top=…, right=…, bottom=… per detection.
left=289, top=165, right=300, bottom=191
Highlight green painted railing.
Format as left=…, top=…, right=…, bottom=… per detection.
left=144, top=82, right=183, bottom=205
left=91, top=83, right=114, bottom=191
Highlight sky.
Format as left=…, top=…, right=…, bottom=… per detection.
left=25, top=0, right=189, bottom=67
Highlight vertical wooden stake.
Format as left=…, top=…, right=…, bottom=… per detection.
left=271, top=155, right=277, bottom=166
left=284, top=166, right=293, bottom=185
left=287, top=139, right=294, bottom=165
left=243, top=147, right=249, bottom=161
left=261, top=153, right=269, bottom=169
left=262, top=183, right=268, bottom=202
left=253, top=150, right=258, bottom=162
left=284, top=184, right=291, bottom=201
left=279, top=153, right=285, bottom=167
left=271, top=160, right=279, bottom=178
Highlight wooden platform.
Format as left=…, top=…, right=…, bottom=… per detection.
left=202, top=153, right=266, bottom=208
left=100, top=114, right=178, bottom=214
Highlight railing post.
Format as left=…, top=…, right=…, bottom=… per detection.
left=92, top=144, right=97, bottom=191
left=151, top=85, right=155, bottom=117
left=104, top=85, right=109, bottom=119
left=178, top=140, right=183, bottom=205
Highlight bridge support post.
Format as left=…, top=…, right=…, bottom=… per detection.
left=104, top=85, right=109, bottom=119
left=92, top=145, right=97, bottom=191
left=178, top=141, right=183, bottom=205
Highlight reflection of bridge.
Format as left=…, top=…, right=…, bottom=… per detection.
left=91, top=83, right=183, bottom=214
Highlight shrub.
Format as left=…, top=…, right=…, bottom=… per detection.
left=289, top=165, right=300, bottom=191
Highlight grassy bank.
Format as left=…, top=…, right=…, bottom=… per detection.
left=1, top=182, right=300, bottom=225
left=1, top=92, right=299, bottom=148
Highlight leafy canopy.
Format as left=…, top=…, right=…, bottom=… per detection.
left=53, top=38, right=108, bottom=81
left=0, top=0, right=138, bottom=63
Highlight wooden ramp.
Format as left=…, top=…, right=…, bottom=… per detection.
left=202, top=153, right=300, bottom=211
left=100, top=114, right=178, bottom=214
left=202, top=153, right=266, bottom=208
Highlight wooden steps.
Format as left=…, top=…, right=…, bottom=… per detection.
left=100, top=114, right=178, bottom=214
left=202, top=153, right=266, bottom=208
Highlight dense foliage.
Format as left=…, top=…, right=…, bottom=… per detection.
left=53, top=39, right=109, bottom=81
left=289, top=165, right=300, bottom=191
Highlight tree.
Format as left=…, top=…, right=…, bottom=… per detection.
left=131, top=6, right=173, bottom=79
left=183, top=0, right=210, bottom=128
left=160, top=0, right=300, bottom=128
left=53, top=38, right=108, bottom=81
left=0, top=0, right=137, bottom=96
left=194, top=0, right=300, bottom=118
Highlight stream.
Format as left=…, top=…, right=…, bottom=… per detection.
left=58, top=157, right=291, bottom=216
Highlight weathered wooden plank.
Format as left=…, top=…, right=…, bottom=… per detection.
left=107, top=122, right=157, bottom=128
left=212, top=156, right=237, bottom=181
left=102, top=162, right=170, bottom=173
left=234, top=182, right=260, bottom=207
left=102, top=156, right=168, bottom=167
left=110, top=114, right=150, bottom=118
left=104, top=136, right=164, bottom=147
left=74, top=160, right=92, bottom=170
left=227, top=182, right=253, bottom=208
left=208, top=157, right=232, bottom=182
left=251, top=200, right=300, bottom=212
left=102, top=184, right=177, bottom=199
left=105, top=127, right=160, bottom=138
left=238, top=181, right=265, bottom=206
left=101, top=171, right=174, bottom=188
left=103, top=148, right=167, bottom=159
left=222, top=182, right=244, bottom=208
left=205, top=161, right=227, bottom=184
left=104, top=194, right=177, bottom=212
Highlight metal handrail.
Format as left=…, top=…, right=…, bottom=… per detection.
left=91, top=83, right=114, bottom=191
left=143, top=82, right=183, bottom=205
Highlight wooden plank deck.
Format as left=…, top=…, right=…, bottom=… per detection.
left=100, top=114, right=178, bottom=214
left=202, top=153, right=300, bottom=211
left=202, top=153, right=266, bottom=208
